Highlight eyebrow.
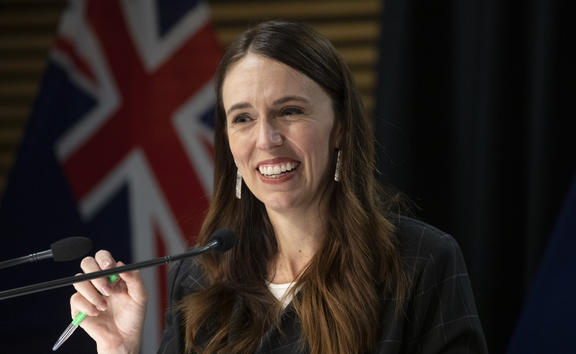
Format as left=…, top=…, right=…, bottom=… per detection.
left=272, top=95, right=310, bottom=106
left=226, top=95, right=310, bottom=116
left=226, top=103, right=251, bottom=116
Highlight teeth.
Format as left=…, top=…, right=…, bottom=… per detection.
left=258, top=162, right=298, bottom=176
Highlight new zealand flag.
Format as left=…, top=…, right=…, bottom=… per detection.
left=0, top=1, right=221, bottom=352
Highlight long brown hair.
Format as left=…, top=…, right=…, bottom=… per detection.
left=180, top=21, right=407, bottom=353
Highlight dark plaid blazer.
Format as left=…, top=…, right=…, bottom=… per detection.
left=157, top=216, right=488, bottom=353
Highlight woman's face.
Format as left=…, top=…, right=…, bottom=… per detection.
left=223, top=53, right=338, bottom=214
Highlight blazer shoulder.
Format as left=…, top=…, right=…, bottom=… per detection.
left=388, top=214, right=466, bottom=275
left=167, top=254, right=207, bottom=304
left=391, top=214, right=456, bottom=250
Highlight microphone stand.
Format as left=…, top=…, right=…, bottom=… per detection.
left=0, top=239, right=218, bottom=301
left=0, top=250, right=54, bottom=270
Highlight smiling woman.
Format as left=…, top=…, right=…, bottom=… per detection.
left=68, top=21, right=488, bottom=354
left=224, top=54, right=338, bottom=215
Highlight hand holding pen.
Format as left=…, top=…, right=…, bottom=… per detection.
left=52, top=274, right=119, bottom=351
left=54, top=250, right=148, bottom=353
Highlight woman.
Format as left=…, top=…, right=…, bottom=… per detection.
left=70, top=21, right=488, bottom=353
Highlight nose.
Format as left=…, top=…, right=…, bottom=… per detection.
left=256, top=118, right=283, bottom=149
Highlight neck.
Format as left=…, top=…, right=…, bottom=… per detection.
left=266, top=204, right=326, bottom=284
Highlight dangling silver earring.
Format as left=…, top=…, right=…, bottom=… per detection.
left=334, top=149, right=342, bottom=182
left=235, top=168, right=242, bottom=199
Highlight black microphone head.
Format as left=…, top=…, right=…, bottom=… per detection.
left=210, top=229, right=236, bottom=252
left=51, top=236, right=93, bottom=262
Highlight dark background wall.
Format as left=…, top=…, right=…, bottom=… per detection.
left=375, top=0, right=574, bottom=351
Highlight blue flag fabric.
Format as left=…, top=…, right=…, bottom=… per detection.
left=0, top=1, right=221, bottom=352
left=507, top=173, right=576, bottom=353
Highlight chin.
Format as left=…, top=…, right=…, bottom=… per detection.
left=263, top=201, right=294, bottom=213
left=261, top=196, right=300, bottom=213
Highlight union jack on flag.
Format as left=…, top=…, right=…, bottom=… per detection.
left=0, top=0, right=222, bottom=352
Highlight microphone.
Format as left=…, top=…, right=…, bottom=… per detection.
left=0, top=229, right=235, bottom=301
left=0, top=236, right=93, bottom=271
left=209, top=228, right=235, bottom=252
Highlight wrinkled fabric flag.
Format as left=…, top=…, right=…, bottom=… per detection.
left=0, top=1, right=221, bottom=352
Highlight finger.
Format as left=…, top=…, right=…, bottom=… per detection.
left=80, top=253, right=113, bottom=297
left=117, top=261, right=147, bottom=304
left=94, top=250, right=117, bottom=270
left=72, top=273, right=108, bottom=312
left=70, top=292, right=101, bottom=318
left=94, top=250, right=118, bottom=295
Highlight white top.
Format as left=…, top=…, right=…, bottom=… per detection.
left=268, top=281, right=296, bottom=308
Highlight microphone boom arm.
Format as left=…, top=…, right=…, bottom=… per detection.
left=0, top=239, right=219, bottom=301
left=0, top=250, right=53, bottom=270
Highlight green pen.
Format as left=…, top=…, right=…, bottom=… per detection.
left=52, top=274, right=118, bottom=351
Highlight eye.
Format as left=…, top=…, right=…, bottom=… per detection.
left=231, top=113, right=252, bottom=124
left=280, top=106, right=304, bottom=116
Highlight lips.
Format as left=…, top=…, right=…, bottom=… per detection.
left=256, top=158, right=300, bottom=179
